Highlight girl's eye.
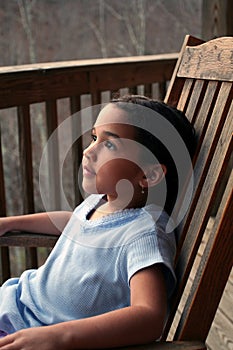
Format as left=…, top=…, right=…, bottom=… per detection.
left=90, top=133, right=117, bottom=151
left=104, top=140, right=117, bottom=151
left=91, top=134, right=97, bottom=142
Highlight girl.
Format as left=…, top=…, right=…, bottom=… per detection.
left=0, top=95, right=196, bottom=349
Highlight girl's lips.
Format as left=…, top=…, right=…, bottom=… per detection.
left=83, top=165, right=96, bottom=177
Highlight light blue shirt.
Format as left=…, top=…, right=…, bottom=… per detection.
left=0, top=194, right=176, bottom=334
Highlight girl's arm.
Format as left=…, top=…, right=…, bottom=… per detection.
left=0, top=211, right=72, bottom=237
left=0, top=264, right=167, bottom=349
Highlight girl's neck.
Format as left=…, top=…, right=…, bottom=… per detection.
left=87, top=194, right=146, bottom=221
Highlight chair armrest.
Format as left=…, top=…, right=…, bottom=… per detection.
left=113, top=341, right=206, bottom=350
left=0, top=231, right=58, bottom=248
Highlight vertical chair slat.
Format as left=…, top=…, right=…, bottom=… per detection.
left=17, top=105, right=38, bottom=268
left=176, top=79, right=194, bottom=112
left=192, top=81, right=219, bottom=147
left=184, top=80, right=205, bottom=123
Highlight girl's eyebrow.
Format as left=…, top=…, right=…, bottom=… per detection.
left=92, top=127, right=122, bottom=142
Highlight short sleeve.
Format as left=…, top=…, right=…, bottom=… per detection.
left=122, top=232, right=176, bottom=298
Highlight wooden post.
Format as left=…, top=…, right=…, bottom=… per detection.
left=202, top=0, right=233, bottom=40
left=0, top=126, right=10, bottom=282
left=45, top=100, right=61, bottom=211
left=70, top=96, right=83, bottom=207
left=17, top=105, right=38, bottom=269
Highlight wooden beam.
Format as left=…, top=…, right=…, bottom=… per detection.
left=202, top=0, right=233, bottom=39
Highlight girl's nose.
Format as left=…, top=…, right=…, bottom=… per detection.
left=83, top=142, right=98, bottom=161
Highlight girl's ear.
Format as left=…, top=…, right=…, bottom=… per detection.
left=139, top=164, right=167, bottom=188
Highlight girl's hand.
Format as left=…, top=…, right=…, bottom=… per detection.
left=0, top=327, right=66, bottom=350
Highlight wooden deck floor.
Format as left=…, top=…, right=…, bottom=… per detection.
left=206, top=268, right=233, bottom=350
left=198, top=218, right=233, bottom=350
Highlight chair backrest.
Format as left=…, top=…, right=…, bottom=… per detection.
left=162, top=35, right=233, bottom=342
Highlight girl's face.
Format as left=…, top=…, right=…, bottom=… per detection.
left=82, top=104, right=145, bottom=203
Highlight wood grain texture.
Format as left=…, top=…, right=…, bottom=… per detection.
left=178, top=37, right=233, bottom=81
left=207, top=277, right=233, bottom=350
left=0, top=232, right=57, bottom=247
left=112, top=341, right=206, bottom=350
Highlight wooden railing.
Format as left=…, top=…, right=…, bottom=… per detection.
left=0, top=52, right=178, bottom=283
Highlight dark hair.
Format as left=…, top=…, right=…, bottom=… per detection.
left=110, top=95, right=197, bottom=216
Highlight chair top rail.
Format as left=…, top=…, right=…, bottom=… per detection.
left=177, top=36, right=233, bottom=82
left=164, top=36, right=233, bottom=108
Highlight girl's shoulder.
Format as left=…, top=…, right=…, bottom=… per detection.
left=73, top=194, right=104, bottom=216
left=142, top=204, right=176, bottom=235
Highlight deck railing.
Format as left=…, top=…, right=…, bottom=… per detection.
left=0, top=52, right=178, bottom=283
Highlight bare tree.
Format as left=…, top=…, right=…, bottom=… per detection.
left=17, top=0, right=37, bottom=63
left=86, top=0, right=147, bottom=58
left=105, top=0, right=147, bottom=56
left=88, top=0, right=108, bottom=58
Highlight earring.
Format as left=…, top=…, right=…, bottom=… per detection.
left=141, top=185, right=145, bottom=194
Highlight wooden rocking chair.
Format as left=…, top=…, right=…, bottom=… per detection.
left=119, top=35, right=233, bottom=349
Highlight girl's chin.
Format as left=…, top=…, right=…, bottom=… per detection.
left=82, top=182, right=99, bottom=195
